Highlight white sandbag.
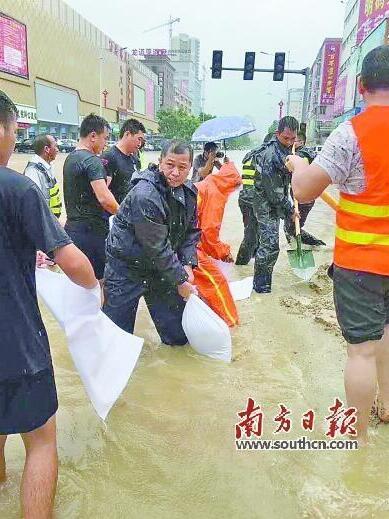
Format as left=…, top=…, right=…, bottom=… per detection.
left=36, top=268, right=144, bottom=420
left=229, top=276, right=253, bottom=301
left=212, top=259, right=234, bottom=281
left=182, top=294, right=232, bottom=363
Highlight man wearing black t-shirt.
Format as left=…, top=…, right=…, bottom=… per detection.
left=0, top=91, right=98, bottom=518
left=103, top=118, right=146, bottom=204
left=64, top=114, right=120, bottom=280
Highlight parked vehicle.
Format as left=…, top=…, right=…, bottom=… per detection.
left=57, top=139, right=77, bottom=153
left=14, top=138, right=35, bottom=153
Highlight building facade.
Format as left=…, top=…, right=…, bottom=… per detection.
left=142, top=55, right=176, bottom=111
left=0, top=0, right=159, bottom=140
left=174, top=86, right=192, bottom=112
left=334, top=0, right=389, bottom=125
left=306, top=38, right=342, bottom=145
left=286, top=88, right=304, bottom=122
left=170, top=33, right=202, bottom=115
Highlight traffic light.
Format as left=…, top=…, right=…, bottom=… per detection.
left=273, top=52, right=286, bottom=81
left=243, top=51, right=255, bottom=80
left=211, top=50, right=223, bottom=79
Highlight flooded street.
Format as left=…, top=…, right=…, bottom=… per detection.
left=2, top=151, right=389, bottom=518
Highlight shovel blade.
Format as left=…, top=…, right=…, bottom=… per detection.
left=287, top=248, right=316, bottom=281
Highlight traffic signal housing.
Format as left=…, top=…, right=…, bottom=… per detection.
left=211, top=50, right=223, bottom=79
left=243, top=51, right=255, bottom=80
left=273, top=52, right=286, bottom=81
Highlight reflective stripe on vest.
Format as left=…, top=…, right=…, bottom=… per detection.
left=242, top=162, right=255, bottom=188
left=334, top=106, right=389, bottom=275
left=49, top=182, right=62, bottom=217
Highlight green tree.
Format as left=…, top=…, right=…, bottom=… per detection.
left=227, top=134, right=253, bottom=150
left=267, top=120, right=278, bottom=135
left=198, top=112, right=216, bottom=123
left=156, top=108, right=202, bottom=141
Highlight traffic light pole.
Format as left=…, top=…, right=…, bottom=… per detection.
left=215, top=67, right=308, bottom=75
left=211, top=66, right=310, bottom=123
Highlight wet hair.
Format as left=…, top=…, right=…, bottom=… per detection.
left=0, top=90, right=17, bottom=129
left=80, top=113, right=110, bottom=138
left=119, top=118, right=146, bottom=139
left=263, top=133, right=273, bottom=143
left=204, top=141, right=218, bottom=153
left=297, top=131, right=306, bottom=144
left=278, top=116, right=299, bottom=133
left=33, top=134, right=53, bottom=156
left=161, top=139, right=193, bottom=164
left=361, top=45, right=389, bottom=92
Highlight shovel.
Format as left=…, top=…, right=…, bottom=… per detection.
left=287, top=144, right=316, bottom=281
left=287, top=199, right=316, bottom=281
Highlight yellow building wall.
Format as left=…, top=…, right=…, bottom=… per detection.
left=0, top=0, right=122, bottom=123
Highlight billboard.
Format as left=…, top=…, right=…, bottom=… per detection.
left=320, top=41, right=341, bottom=106
left=357, top=0, right=389, bottom=44
left=0, top=13, right=28, bottom=79
left=146, top=80, right=154, bottom=118
left=333, top=75, right=347, bottom=116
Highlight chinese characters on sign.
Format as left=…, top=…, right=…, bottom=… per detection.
left=106, top=40, right=191, bottom=62
left=0, top=13, right=29, bottom=79
left=357, top=0, right=389, bottom=44
left=235, top=398, right=357, bottom=439
left=320, top=41, right=341, bottom=106
left=158, top=72, right=164, bottom=107
left=131, top=48, right=191, bottom=57
left=16, top=105, right=37, bottom=124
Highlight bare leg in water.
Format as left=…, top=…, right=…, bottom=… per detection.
left=345, top=326, right=389, bottom=445
left=344, top=340, right=377, bottom=446
left=376, top=325, right=389, bottom=421
left=20, top=415, right=58, bottom=519
left=0, top=435, right=6, bottom=482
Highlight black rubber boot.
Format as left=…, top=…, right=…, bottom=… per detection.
left=253, top=274, right=272, bottom=294
left=300, top=230, right=326, bottom=247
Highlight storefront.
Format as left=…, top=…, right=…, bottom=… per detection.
left=35, top=82, right=79, bottom=140
left=16, top=104, right=37, bottom=139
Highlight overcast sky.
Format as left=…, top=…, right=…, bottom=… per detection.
left=65, top=0, right=346, bottom=136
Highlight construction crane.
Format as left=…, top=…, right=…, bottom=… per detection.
left=143, top=16, right=181, bottom=49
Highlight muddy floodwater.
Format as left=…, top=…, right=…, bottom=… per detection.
left=2, top=151, right=389, bottom=518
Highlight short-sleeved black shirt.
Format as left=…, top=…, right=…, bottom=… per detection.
left=102, top=145, right=139, bottom=204
left=0, top=167, right=72, bottom=381
left=63, top=149, right=108, bottom=235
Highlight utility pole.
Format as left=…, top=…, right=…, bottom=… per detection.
left=301, top=67, right=310, bottom=123
left=201, top=64, right=206, bottom=121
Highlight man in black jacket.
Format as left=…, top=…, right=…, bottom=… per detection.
left=103, top=140, right=200, bottom=345
left=236, top=133, right=273, bottom=265
left=252, top=116, right=299, bottom=293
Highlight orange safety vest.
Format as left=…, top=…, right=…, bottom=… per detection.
left=334, top=106, right=389, bottom=275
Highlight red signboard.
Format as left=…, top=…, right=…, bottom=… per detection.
left=357, top=0, right=389, bottom=44
left=0, top=13, right=28, bottom=79
left=320, top=41, right=341, bottom=106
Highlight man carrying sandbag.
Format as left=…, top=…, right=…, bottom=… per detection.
left=194, top=162, right=241, bottom=327
left=103, top=140, right=200, bottom=345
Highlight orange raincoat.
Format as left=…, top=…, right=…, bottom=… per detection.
left=194, top=162, right=242, bottom=327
